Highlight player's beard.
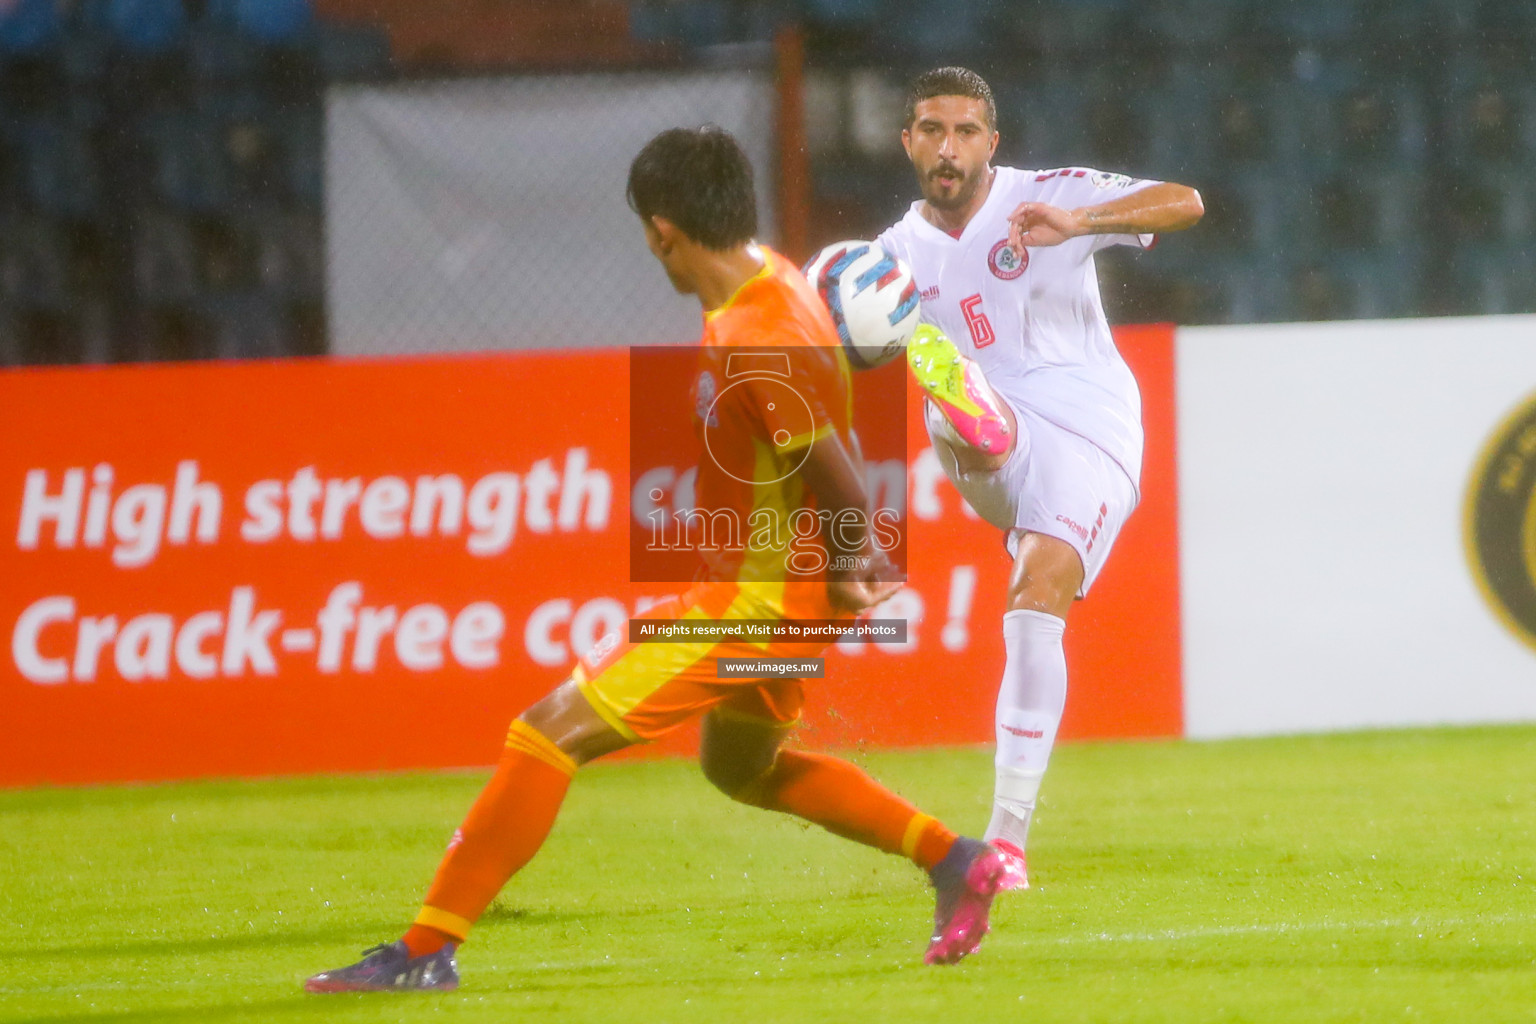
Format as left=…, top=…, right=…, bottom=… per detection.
left=920, top=160, right=981, bottom=212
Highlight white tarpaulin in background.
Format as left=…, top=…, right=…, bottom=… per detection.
left=325, top=72, right=777, bottom=355
left=1177, top=314, right=1536, bottom=738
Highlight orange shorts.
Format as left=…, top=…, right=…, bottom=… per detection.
left=572, top=582, right=841, bottom=742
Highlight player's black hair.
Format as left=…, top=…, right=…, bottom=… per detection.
left=626, top=125, right=758, bottom=250
left=904, top=66, right=997, bottom=132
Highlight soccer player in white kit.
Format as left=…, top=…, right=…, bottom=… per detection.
left=877, top=67, right=1203, bottom=882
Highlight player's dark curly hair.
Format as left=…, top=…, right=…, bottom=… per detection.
left=904, top=66, right=997, bottom=132
left=627, top=125, right=757, bottom=250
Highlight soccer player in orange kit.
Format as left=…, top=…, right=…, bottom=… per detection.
left=304, top=126, right=1022, bottom=993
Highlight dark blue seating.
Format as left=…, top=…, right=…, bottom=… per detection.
left=1448, top=241, right=1536, bottom=316
left=0, top=306, right=19, bottom=366
left=139, top=105, right=230, bottom=212
left=875, top=0, right=985, bottom=58
left=673, top=0, right=730, bottom=48
left=189, top=20, right=259, bottom=82
left=314, top=20, right=390, bottom=80
left=106, top=0, right=187, bottom=55
left=270, top=105, right=322, bottom=206
left=233, top=0, right=313, bottom=44
left=804, top=0, right=883, bottom=26
left=0, top=213, right=70, bottom=310
left=14, top=113, right=102, bottom=217
left=249, top=207, right=322, bottom=299
left=59, top=28, right=109, bottom=84
left=131, top=207, right=200, bottom=303
left=0, top=0, right=404, bottom=361
left=201, top=291, right=287, bottom=359
left=0, top=0, right=62, bottom=55
left=1323, top=247, right=1424, bottom=319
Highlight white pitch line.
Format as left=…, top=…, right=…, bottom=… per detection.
left=1025, top=910, right=1535, bottom=947
left=2, top=913, right=1529, bottom=995
left=479, top=911, right=1536, bottom=974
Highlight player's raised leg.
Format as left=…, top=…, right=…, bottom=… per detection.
left=699, top=708, right=1022, bottom=964
left=983, top=531, right=1082, bottom=880
left=304, top=681, right=627, bottom=993
left=907, top=323, right=1015, bottom=464
left=701, top=708, right=958, bottom=869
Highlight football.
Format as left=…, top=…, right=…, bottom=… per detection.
left=802, top=240, right=922, bottom=369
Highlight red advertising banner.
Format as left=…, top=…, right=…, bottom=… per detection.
left=0, top=329, right=1179, bottom=787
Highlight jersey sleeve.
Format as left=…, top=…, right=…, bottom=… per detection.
left=1029, top=167, right=1161, bottom=253
left=730, top=338, right=841, bottom=453
left=875, top=223, right=911, bottom=266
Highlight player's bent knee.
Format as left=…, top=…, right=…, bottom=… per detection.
left=699, top=715, right=783, bottom=800
left=1006, top=534, right=1084, bottom=618
left=1005, top=581, right=1073, bottom=617
left=701, top=752, right=766, bottom=801
left=699, top=742, right=780, bottom=801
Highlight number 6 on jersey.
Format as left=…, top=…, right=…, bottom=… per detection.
left=960, top=294, right=995, bottom=349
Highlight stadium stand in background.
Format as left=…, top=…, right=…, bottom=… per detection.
left=1, top=0, right=1533, bottom=366
left=775, top=0, right=1536, bottom=327
left=0, top=0, right=393, bottom=365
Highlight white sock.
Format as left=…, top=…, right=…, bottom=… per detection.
left=984, top=609, right=1066, bottom=853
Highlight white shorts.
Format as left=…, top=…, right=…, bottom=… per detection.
left=923, top=397, right=1139, bottom=597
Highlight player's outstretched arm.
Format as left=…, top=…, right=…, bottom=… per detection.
left=798, top=436, right=902, bottom=612
left=1007, top=182, right=1203, bottom=249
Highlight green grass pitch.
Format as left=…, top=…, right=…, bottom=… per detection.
left=2, top=726, right=1534, bottom=1023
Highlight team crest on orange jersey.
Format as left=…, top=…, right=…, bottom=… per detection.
left=988, top=240, right=1027, bottom=280
left=695, top=370, right=719, bottom=427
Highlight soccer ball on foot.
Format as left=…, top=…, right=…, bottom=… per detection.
left=802, top=240, right=922, bottom=370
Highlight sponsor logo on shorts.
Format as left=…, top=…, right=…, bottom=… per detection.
left=988, top=239, right=1027, bottom=280
left=1465, top=391, right=1536, bottom=655
left=1056, top=514, right=1089, bottom=541
left=920, top=285, right=940, bottom=301
left=1057, top=504, right=1110, bottom=552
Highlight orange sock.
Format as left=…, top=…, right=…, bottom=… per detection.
left=404, top=719, right=577, bottom=953
left=738, top=750, right=956, bottom=870
left=401, top=922, right=457, bottom=958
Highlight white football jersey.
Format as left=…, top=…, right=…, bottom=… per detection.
left=877, top=165, right=1158, bottom=490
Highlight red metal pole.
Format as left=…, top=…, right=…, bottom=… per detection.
left=774, top=23, right=810, bottom=263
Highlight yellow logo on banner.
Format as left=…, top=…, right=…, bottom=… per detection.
left=1465, top=391, right=1536, bottom=654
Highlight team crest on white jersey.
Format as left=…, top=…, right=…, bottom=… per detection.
left=988, top=240, right=1028, bottom=280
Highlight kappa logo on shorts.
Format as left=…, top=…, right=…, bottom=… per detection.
left=1056, top=503, right=1109, bottom=551
left=987, top=240, right=1027, bottom=280
left=1055, top=514, right=1089, bottom=541
left=1465, top=391, right=1536, bottom=656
